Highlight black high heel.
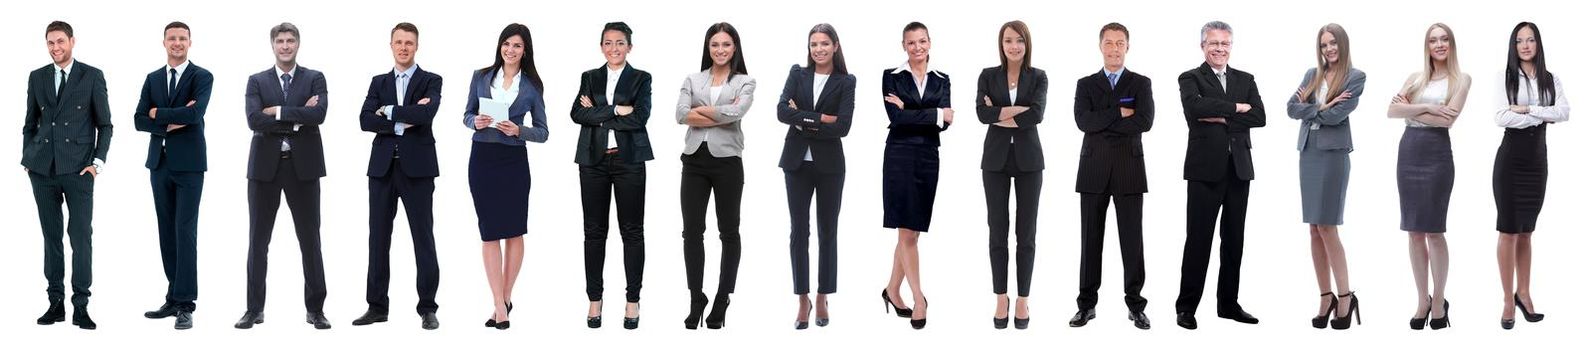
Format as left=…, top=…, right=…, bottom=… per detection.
left=881, top=289, right=911, bottom=318
left=705, top=294, right=731, bottom=329
left=587, top=300, right=603, bottom=329
left=684, top=291, right=708, bottom=329
left=1013, top=297, right=1029, bottom=330
left=910, top=298, right=929, bottom=330
left=1429, top=299, right=1451, bottom=330
left=1501, top=318, right=1516, bottom=330
left=815, top=298, right=830, bottom=327
left=1514, top=294, right=1545, bottom=322
left=486, top=302, right=510, bottom=328
left=1313, top=292, right=1338, bottom=329
left=795, top=298, right=812, bottom=330
left=623, top=302, right=641, bottom=330
left=1330, top=292, right=1360, bottom=330
left=1410, top=295, right=1431, bottom=330
left=994, top=295, right=1010, bottom=329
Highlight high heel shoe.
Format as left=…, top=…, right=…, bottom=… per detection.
left=994, top=295, right=1010, bottom=329
left=1514, top=294, right=1545, bottom=322
left=485, top=302, right=511, bottom=328
left=1330, top=292, right=1360, bottom=330
left=705, top=294, right=731, bottom=329
left=684, top=291, right=708, bottom=329
left=587, top=300, right=603, bottom=329
left=815, top=298, right=830, bottom=327
left=1013, top=297, right=1029, bottom=330
left=1410, top=295, right=1431, bottom=330
left=881, top=289, right=911, bottom=318
left=1312, top=292, right=1338, bottom=329
left=795, top=298, right=812, bottom=330
left=623, top=302, right=641, bottom=330
left=910, top=298, right=929, bottom=330
left=1429, top=299, right=1451, bottom=330
left=1501, top=318, right=1516, bottom=330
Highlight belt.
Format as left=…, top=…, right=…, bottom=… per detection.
left=280, top=151, right=293, bottom=159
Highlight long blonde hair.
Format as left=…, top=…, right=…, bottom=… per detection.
left=1305, top=23, right=1351, bottom=108
left=1403, top=23, right=1462, bottom=103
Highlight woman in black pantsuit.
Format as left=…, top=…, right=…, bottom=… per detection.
left=1492, top=21, right=1564, bottom=330
left=880, top=21, right=953, bottom=330
left=977, top=20, right=1046, bottom=330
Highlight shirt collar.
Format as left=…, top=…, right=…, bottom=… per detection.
left=495, top=68, right=521, bottom=91
left=394, top=64, right=418, bottom=78
left=607, top=64, right=624, bottom=78
left=55, top=59, right=75, bottom=76
left=169, top=60, right=190, bottom=76
left=892, top=61, right=943, bottom=79
left=275, top=64, right=298, bottom=79
left=1103, top=66, right=1125, bottom=77
left=1211, top=66, right=1227, bottom=76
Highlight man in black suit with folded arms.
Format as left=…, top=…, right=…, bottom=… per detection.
left=1070, top=22, right=1154, bottom=330
left=1174, top=20, right=1264, bottom=330
left=134, top=21, right=213, bottom=330
left=352, top=22, right=443, bottom=330
left=24, top=20, right=113, bottom=331
left=235, top=22, right=332, bottom=330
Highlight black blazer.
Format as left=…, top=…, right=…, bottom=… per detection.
left=1074, top=68, right=1154, bottom=194
left=882, top=66, right=951, bottom=146
left=571, top=63, right=654, bottom=165
left=1178, top=63, right=1265, bottom=182
left=777, top=65, right=855, bottom=173
left=244, top=66, right=328, bottom=182
left=359, top=65, right=442, bottom=178
left=22, top=61, right=114, bottom=176
left=133, top=63, right=212, bottom=172
left=975, top=66, right=1047, bottom=172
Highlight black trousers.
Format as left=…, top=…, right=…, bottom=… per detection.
left=1077, top=192, right=1146, bottom=312
left=245, top=157, right=327, bottom=313
left=152, top=156, right=204, bottom=311
left=680, top=149, right=742, bottom=296
left=30, top=170, right=95, bottom=307
left=984, top=157, right=1041, bottom=297
left=581, top=152, right=647, bottom=303
left=786, top=162, right=844, bottom=295
left=367, top=158, right=439, bottom=315
left=1176, top=163, right=1250, bottom=314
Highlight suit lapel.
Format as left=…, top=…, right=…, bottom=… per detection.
left=403, top=66, right=425, bottom=105
left=172, top=65, right=198, bottom=105
left=54, top=66, right=86, bottom=108
left=1199, top=65, right=1226, bottom=98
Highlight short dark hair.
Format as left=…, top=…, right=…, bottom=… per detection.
left=270, top=22, right=299, bottom=41
left=46, top=21, right=73, bottom=38
left=1100, top=22, right=1129, bottom=41
left=391, top=22, right=418, bottom=39
left=903, top=21, right=928, bottom=37
left=602, top=22, right=632, bottom=44
left=165, top=21, right=190, bottom=35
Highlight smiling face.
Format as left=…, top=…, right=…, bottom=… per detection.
left=1001, top=27, right=1025, bottom=67
left=391, top=29, right=417, bottom=68
left=1319, top=30, right=1339, bottom=66
left=164, top=27, right=189, bottom=63
left=902, top=28, right=930, bottom=64
left=46, top=30, right=73, bottom=65
left=601, top=29, right=630, bottom=68
left=1515, top=25, right=1537, bottom=63
left=273, top=31, right=298, bottom=66
left=1100, top=29, right=1128, bottom=71
left=708, top=32, right=735, bottom=68
left=809, top=32, right=834, bottom=68
left=1426, top=26, right=1451, bottom=63
left=500, top=34, right=524, bottom=69
left=1201, top=29, right=1231, bottom=69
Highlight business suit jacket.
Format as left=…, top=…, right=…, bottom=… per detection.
left=976, top=66, right=1047, bottom=172
left=463, top=69, right=551, bottom=145
left=777, top=65, right=855, bottom=174
left=1074, top=68, right=1154, bottom=194
left=572, top=63, right=654, bottom=165
left=1179, top=63, right=1266, bottom=182
left=883, top=66, right=951, bottom=145
left=674, top=70, right=755, bottom=157
left=245, top=66, right=328, bottom=182
left=133, top=63, right=212, bottom=172
left=1286, top=68, right=1364, bottom=152
left=359, top=65, right=442, bottom=178
left=23, top=61, right=114, bottom=175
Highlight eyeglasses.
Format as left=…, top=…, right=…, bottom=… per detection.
left=1203, top=41, right=1232, bottom=49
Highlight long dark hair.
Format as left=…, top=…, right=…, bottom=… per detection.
left=807, top=23, right=847, bottom=76
left=699, top=22, right=748, bottom=74
left=480, top=23, right=544, bottom=92
left=1505, top=21, right=1555, bottom=106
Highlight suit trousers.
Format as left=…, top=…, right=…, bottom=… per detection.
left=786, top=162, right=844, bottom=295
left=680, top=149, right=743, bottom=296
left=245, top=157, right=328, bottom=313
left=984, top=149, right=1041, bottom=297
left=1077, top=192, right=1146, bottom=312
left=30, top=170, right=95, bottom=307
left=152, top=155, right=204, bottom=311
left=366, top=158, right=440, bottom=315
left=1176, top=161, right=1250, bottom=313
left=581, top=152, right=647, bottom=302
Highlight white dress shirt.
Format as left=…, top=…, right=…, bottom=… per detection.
left=605, top=66, right=622, bottom=149
left=1495, top=71, right=1571, bottom=129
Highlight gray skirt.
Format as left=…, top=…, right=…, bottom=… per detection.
left=1396, top=127, right=1455, bottom=233
left=1300, top=145, right=1350, bottom=225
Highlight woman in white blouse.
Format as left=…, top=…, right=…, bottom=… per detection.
left=1491, top=21, right=1565, bottom=330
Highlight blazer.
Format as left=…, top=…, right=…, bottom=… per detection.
left=1286, top=68, right=1364, bottom=152
left=675, top=70, right=755, bottom=157
left=776, top=64, right=855, bottom=174
left=22, top=61, right=114, bottom=176
left=1179, top=62, right=1266, bottom=182
left=976, top=66, right=1047, bottom=172
left=462, top=68, right=550, bottom=146
left=360, top=65, right=442, bottom=178
left=133, top=63, right=212, bottom=172
left=572, top=63, right=654, bottom=165
left=883, top=65, right=951, bottom=146
left=244, top=66, right=328, bottom=182
left=1074, top=68, right=1154, bottom=194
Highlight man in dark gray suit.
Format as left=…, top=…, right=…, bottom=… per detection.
left=23, top=20, right=113, bottom=330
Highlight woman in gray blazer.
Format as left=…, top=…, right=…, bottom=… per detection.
left=675, top=22, right=755, bottom=330
left=1285, top=23, right=1364, bottom=330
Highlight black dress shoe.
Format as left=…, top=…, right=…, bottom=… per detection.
left=623, top=301, right=641, bottom=330
left=145, top=303, right=179, bottom=319
left=1514, top=294, right=1545, bottom=323
left=1217, top=306, right=1259, bottom=324
left=881, top=289, right=911, bottom=318
left=909, top=298, right=929, bottom=330
left=421, top=312, right=439, bottom=330
left=1176, top=312, right=1198, bottom=330
left=352, top=309, right=389, bottom=326
left=175, top=311, right=193, bottom=330
left=1068, top=309, right=1095, bottom=327
left=306, top=312, right=332, bottom=330
left=993, top=317, right=1009, bottom=329
left=1501, top=318, right=1515, bottom=330
left=37, top=302, right=65, bottom=325
left=1429, top=299, right=1451, bottom=330
left=588, top=300, right=603, bottom=329
left=234, top=311, right=265, bottom=329
left=1129, top=311, right=1151, bottom=330
left=1411, top=295, right=1432, bottom=330
left=1313, top=292, right=1338, bottom=329
left=72, top=308, right=97, bottom=330
left=1013, top=317, right=1030, bottom=330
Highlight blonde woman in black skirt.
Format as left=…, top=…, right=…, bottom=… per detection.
left=1491, top=21, right=1565, bottom=330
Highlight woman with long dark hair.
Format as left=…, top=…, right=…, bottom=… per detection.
left=1492, top=21, right=1565, bottom=330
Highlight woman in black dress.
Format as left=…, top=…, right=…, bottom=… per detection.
left=1492, top=21, right=1564, bottom=330
left=880, top=21, right=952, bottom=330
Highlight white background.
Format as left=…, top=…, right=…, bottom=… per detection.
left=1, top=0, right=1582, bottom=348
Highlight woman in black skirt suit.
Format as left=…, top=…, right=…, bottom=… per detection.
left=1492, top=22, right=1565, bottom=330
left=464, top=23, right=549, bottom=330
left=880, top=21, right=952, bottom=330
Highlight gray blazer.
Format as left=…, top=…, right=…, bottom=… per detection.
left=675, top=70, right=756, bottom=157
left=1286, top=68, right=1365, bottom=151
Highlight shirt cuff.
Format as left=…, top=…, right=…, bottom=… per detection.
left=293, top=124, right=302, bottom=132
left=92, top=158, right=105, bottom=171
left=384, top=105, right=396, bottom=120
left=395, top=122, right=410, bottom=135
left=936, top=109, right=946, bottom=128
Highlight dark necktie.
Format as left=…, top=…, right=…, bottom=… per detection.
left=169, top=68, right=179, bottom=103
left=58, top=70, right=67, bottom=96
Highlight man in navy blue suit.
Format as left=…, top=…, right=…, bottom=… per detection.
left=351, top=22, right=443, bottom=330
left=133, top=21, right=213, bottom=330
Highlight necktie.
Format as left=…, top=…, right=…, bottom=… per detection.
left=1216, top=71, right=1228, bottom=93
left=280, top=73, right=293, bottom=151
left=1108, top=72, right=1119, bottom=89
left=58, top=70, right=67, bottom=96
left=169, top=68, right=179, bottom=103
